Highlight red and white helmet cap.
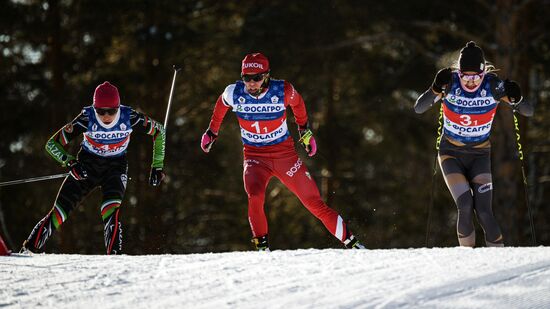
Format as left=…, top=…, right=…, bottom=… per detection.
left=241, top=53, right=270, bottom=75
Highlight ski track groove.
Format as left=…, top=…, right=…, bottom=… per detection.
left=416, top=262, right=550, bottom=309
left=375, top=255, right=550, bottom=309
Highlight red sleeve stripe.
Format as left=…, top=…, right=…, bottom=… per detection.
left=60, top=130, right=69, bottom=145
left=147, top=121, right=156, bottom=135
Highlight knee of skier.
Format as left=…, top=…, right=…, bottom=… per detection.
left=456, top=192, right=474, bottom=213
left=102, top=185, right=125, bottom=201
left=244, top=182, right=265, bottom=200
left=444, top=178, right=470, bottom=202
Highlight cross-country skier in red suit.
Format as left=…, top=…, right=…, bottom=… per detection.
left=200, top=53, right=365, bottom=251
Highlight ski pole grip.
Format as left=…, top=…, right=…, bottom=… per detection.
left=299, top=130, right=313, bottom=145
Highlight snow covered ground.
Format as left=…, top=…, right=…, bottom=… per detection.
left=2, top=247, right=550, bottom=308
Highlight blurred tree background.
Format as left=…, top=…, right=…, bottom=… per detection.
left=0, top=0, right=548, bottom=254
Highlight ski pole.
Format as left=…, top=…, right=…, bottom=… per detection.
left=425, top=101, right=444, bottom=247
left=163, top=65, right=182, bottom=130
left=0, top=173, right=69, bottom=187
left=513, top=113, right=536, bottom=245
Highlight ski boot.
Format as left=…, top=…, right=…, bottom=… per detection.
left=0, top=236, right=10, bottom=256
left=344, top=235, right=366, bottom=249
left=486, top=234, right=504, bottom=247
left=19, top=240, right=39, bottom=255
left=252, top=235, right=270, bottom=252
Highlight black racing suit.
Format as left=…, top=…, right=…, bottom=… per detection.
left=415, top=73, right=533, bottom=247
left=23, top=106, right=165, bottom=254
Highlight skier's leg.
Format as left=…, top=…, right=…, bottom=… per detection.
left=274, top=155, right=361, bottom=247
left=243, top=158, right=273, bottom=244
left=439, top=154, right=476, bottom=247
left=470, top=155, right=503, bottom=246
left=100, top=171, right=127, bottom=255
left=23, top=176, right=94, bottom=252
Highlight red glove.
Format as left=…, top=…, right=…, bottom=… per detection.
left=298, top=124, right=317, bottom=157
left=200, top=129, right=218, bottom=153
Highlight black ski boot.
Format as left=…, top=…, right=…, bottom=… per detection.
left=344, top=235, right=366, bottom=249
left=252, top=235, right=270, bottom=251
left=19, top=240, right=39, bottom=254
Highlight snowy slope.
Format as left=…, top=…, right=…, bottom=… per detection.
left=2, top=247, right=550, bottom=308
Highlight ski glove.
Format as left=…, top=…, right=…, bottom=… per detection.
left=67, top=160, right=88, bottom=181
left=149, top=167, right=165, bottom=187
left=298, top=124, right=317, bottom=157
left=504, top=79, right=522, bottom=104
left=432, top=68, right=452, bottom=93
left=200, top=129, right=218, bottom=153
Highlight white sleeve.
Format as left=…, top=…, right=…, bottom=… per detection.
left=222, top=84, right=236, bottom=108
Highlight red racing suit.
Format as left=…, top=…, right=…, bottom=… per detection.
left=207, top=79, right=349, bottom=242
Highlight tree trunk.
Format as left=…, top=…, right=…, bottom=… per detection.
left=45, top=0, right=72, bottom=252
left=46, top=0, right=65, bottom=126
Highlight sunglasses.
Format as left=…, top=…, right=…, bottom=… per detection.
left=459, top=72, right=485, bottom=82
left=242, top=73, right=266, bottom=82
left=95, top=108, right=118, bottom=116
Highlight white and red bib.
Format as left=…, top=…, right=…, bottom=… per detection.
left=443, top=73, right=498, bottom=144
left=223, top=79, right=289, bottom=147
left=81, top=105, right=133, bottom=157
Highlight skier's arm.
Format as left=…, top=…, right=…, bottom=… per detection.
left=490, top=77, right=534, bottom=117
left=501, top=96, right=534, bottom=117
left=201, top=91, right=231, bottom=153
left=208, top=95, right=231, bottom=134
left=284, top=81, right=308, bottom=127
left=130, top=110, right=166, bottom=168
left=415, top=68, right=451, bottom=114
left=45, top=112, right=88, bottom=167
left=414, top=90, right=442, bottom=114
left=284, top=82, right=317, bottom=156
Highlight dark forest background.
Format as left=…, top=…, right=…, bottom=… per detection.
left=1, top=0, right=548, bottom=254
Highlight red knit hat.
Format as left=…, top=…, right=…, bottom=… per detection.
left=93, top=81, right=120, bottom=108
left=241, top=53, right=270, bottom=75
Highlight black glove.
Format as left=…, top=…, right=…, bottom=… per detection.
left=431, top=68, right=452, bottom=93
left=67, top=160, right=88, bottom=180
left=149, top=167, right=165, bottom=187
left=504, top=79, right=522, bottom=104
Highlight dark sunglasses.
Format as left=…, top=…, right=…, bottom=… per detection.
left=95, top=108, right=118, bottom=116
left=242, top=73, right=266, bottom=82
